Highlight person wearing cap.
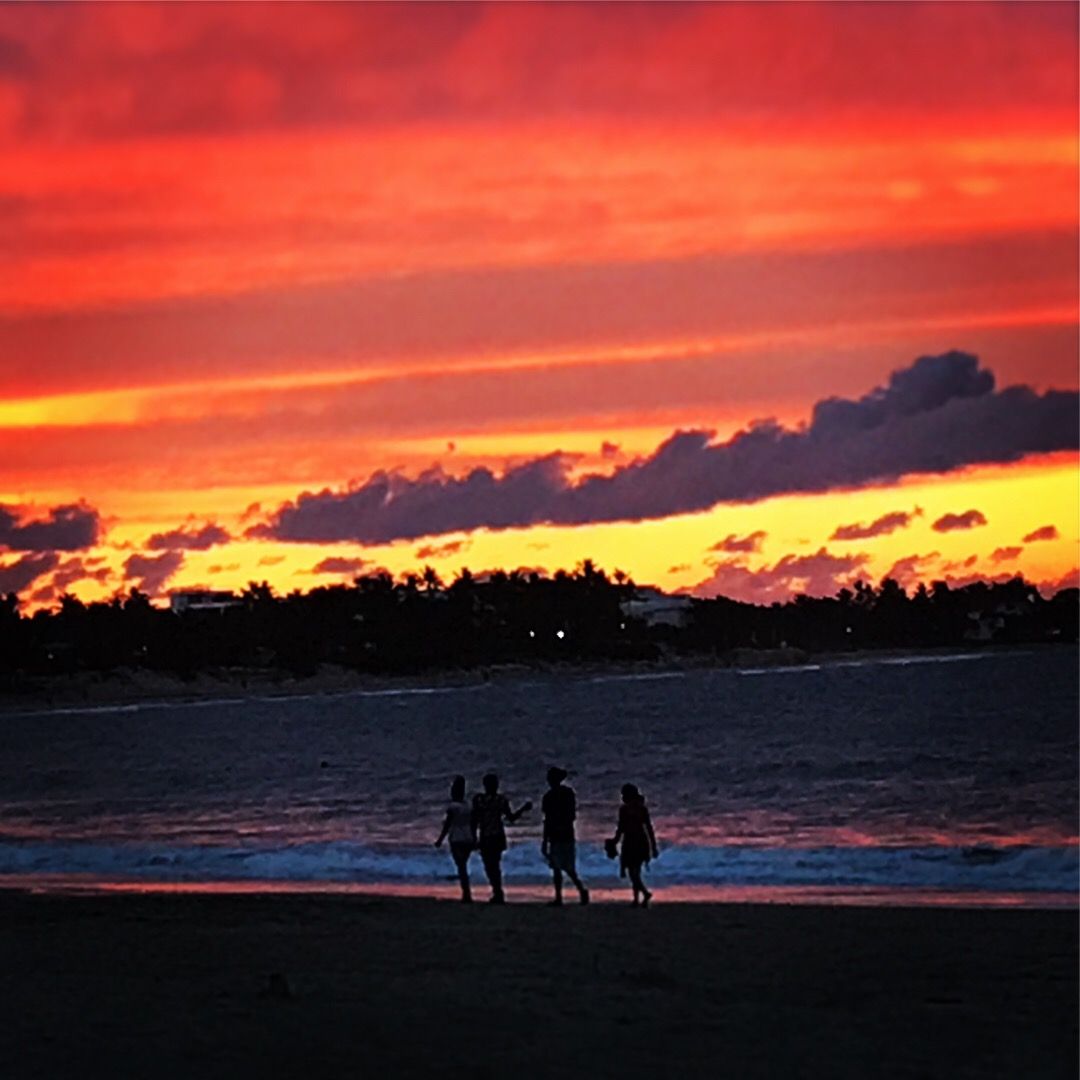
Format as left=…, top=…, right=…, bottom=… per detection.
left=540, top=766, right=590, bottom=906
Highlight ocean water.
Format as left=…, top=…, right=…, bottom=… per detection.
left=1, top=648, right=1077, bottom=906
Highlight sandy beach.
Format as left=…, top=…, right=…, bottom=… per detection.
left=1, top=891, right=1075, bottom=1079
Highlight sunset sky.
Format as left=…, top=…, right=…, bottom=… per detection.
left=1, top=1, right=1077, bottom=608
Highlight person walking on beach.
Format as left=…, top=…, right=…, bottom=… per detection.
left=471, top=773, right=531, bottom=904
left=610, top=783, right=659, bottom=906
left=434, top=775, right=476, bottom=903
left=541, top=767, right=589, bottom=906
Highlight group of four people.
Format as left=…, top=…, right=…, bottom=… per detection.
left=435, top=767, right=660, bottom=906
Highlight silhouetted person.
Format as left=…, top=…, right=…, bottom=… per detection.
left=541, top=766, right=589, bottom=906
left=471, top=773, right=531, bottom=904
left=434, top=775, right=475, bottom=903
left=611, top=783, right=659, bottom=906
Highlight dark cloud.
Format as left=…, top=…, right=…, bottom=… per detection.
left=884, top=552, right=940, bottom=589
left=933, top=509, right=988, bottom=533
left=831, top=507, right=921, bottom=541
left=310, top=556, right=368, bottom=576
left=691, top=548, right=869, bottom=604
left=1023, top=525, right=1059, bottom=543
left=146, top=522, right=230, bottom=551
left=414, top=539, right=469, bottom=560
left=0, top=552, right=60, bottom=595
left=123, top=551, right=184, bottom=596
left=0, top=502, right=100, bottom=552
left=710, top=531, right=767, bottom=554
left=251, top=353, right=1078, bottom=546
left=990, top=546, right=1023, bottom=563
left=668, top=563, right=691, bottom=574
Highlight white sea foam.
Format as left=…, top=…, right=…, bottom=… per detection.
left=1, top=839, right=1075, bottom=895
left=736, top=652, right=993, bottom=676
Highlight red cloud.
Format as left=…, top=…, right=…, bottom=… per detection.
left=831, top=508, right=921, bottom=541
left=1022, top=525, right=1059, bottom=543
left=710, top=531, right=767, bottom=554
left=2, top=4, right=1073, bottom=139
left=932, top=510, right=988, bottom=533
left=691, top=548, right=869, bottom=605
left=990, top=546, right=1023, bottom=563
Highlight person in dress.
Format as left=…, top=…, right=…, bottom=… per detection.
left=471, top=772, right=531, bottom=904
left=540, top=766, right=590, bottom=906
left=434, top=775, right=476, bottom=903
left=611, top=783, right=659, bottom=906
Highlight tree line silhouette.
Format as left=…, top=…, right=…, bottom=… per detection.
left=0, top=561, right=1075, bottom=684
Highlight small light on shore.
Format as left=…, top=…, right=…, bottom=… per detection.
left=556, top=630, right=565, bottom=640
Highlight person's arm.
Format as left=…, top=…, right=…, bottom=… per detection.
left=612, top=804, right=625, bottom=844
left=507, top=797, right=532, bottom=823
left=540, top=794, right=550, bottom=856
left=435, top=808, right=452, bottom=847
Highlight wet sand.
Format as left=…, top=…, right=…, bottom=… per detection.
left=1, top=891, right=1075, bottom=1079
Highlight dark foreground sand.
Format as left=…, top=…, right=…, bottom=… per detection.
left=1, top=892, right=1075, bottom=1080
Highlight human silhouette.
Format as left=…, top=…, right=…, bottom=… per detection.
left=471, top=773, right=531, bottom=903
left=610, top=783, right=659, bottom=906
left=434, top=775, right=475, bottom=903
left=541, top=766, right=589, bottom=906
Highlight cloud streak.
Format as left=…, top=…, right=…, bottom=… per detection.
left=251, top=353, right=1078, bottom=545
left=831, top=508, right=921, bottom=541
left=710, top=531, right=767, bottom=554
left=309, top=557, right=368, bottom=576
left=146, top=522, right=231, bottom=551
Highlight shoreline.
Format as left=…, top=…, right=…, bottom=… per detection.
left=0, top=642, right=1047, bottom=717
left=3, top=877, right=1076, bottom=910
left=2, top=890, right=1075, bottom=1078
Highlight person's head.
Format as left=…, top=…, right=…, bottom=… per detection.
left=483, top=772, right=499, bottom=794
left=450, top=775, right=466, bottom=802
left=547, top=766, right=568, bottom=789
left=621, top=783, right=642, bottom=804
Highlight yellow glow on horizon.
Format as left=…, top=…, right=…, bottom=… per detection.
left=31, top=453, right=1075, bottom=613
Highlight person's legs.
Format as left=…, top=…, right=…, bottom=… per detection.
left=565, top=866, right=589, bottom=904
left=628, top=860, right=644, bottom=904
left=481, top=843, right=504, bottom=902
left=551, top=843, right=589, bottom=904
left=550, top=866, right=563, bottom=905
left=451, top=843, right=472, bottom=902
